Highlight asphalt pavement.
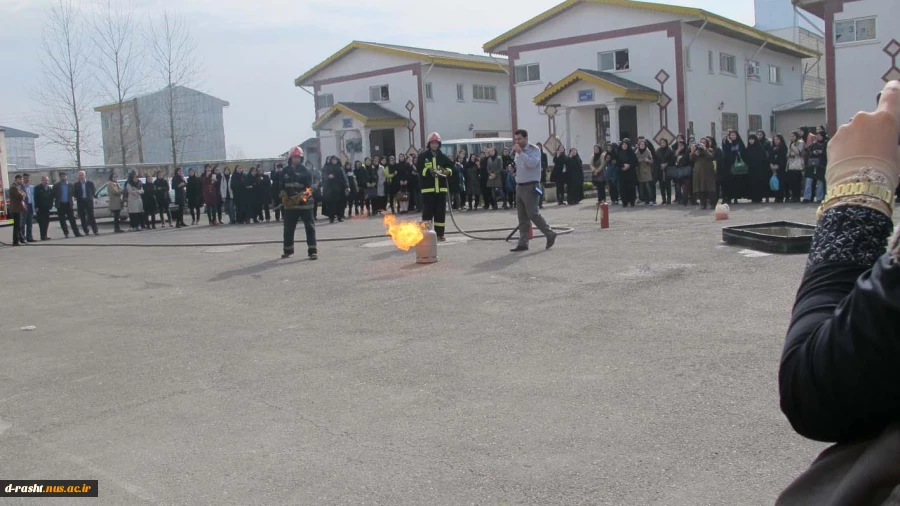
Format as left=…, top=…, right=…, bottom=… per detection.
left=0, top=201, right=858, bottom=505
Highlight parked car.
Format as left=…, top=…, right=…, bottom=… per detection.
left=94, top=179, right=178, bottom=221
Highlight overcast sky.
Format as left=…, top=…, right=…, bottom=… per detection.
left=0, top=0, right=756, bottom=166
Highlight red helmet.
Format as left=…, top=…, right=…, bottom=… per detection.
left=288, top=146, right=304, bottom=158
left=427, top=132, right=441, bottom=145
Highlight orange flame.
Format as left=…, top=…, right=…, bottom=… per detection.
left=383, top=214, right=426, bottom=251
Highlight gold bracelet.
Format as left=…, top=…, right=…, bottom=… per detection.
left=816, top=182, right=894, bottom=219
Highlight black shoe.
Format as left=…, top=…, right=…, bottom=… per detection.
left=546, top=232, right=557, bottom=250
left=281, top=252, right=293, bottom=259
left=27, top=239, right=37, bottom=243
left=510, top=245, right=529, bottom=252
left=329, top=217, right=335, bottom=224
left=308, top=251, right=318, bottom=260
left=338, top=217, right=344, bottom=222
left=437, top=236, right=446, bottom=242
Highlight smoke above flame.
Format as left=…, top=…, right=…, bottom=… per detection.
left=383, top=214, right=426, bottom=251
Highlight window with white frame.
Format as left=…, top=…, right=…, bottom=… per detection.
left=720, top=53, right=737, bottom=75
left=708, top=51, right=714, bottom=73
left=316, top=93, right=334, bottom=109
left=598, top=49, right=630, bottom=71
left=424, top=82, right=433, bottom=100
left=684, top=48, right=691, bottom=70
left=514, top=63, right=540, bottom=84
left=768, top=65, right=782, bottom=84
left=369, top=85, right=390, bottom=102
left=456, top=84, right=464, bottom=101
left=747, top=60, right=760, bottom=80
left=835, top=17, right=876, bottom=44
left=473, top=84, right=497, bottom=101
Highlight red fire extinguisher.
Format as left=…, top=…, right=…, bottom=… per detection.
left=528, top=223, right=534, bottom=239
left=600, top=202, right=609, bottom=229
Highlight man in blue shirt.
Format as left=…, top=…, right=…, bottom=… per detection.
left=510, top=129, right=558, bottom=252
left=52, top=171, right=82, bottom=238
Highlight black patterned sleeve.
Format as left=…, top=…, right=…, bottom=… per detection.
left=781, top=206, right=900, bottom=443
left=807, top=206, right=893, bottom=268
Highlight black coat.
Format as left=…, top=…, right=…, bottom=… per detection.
left=257, top=174, right=272, bottom=202
left=617, top=148, right=639, bottom=186
left=52, top=182, right=74, bottom=206
left=744, top=142, right=769, bottom=201
left=172, top=175, right=186, bottom=205
left=186, top=176, right=201, bottom=206
left=551, top=154, right=567, bottom=184
left=34, top=184, right=55, bottom=212
left=153, top=178, right=170, bottom=208
left=770, top=144, right=788, bottom=172
left=322, top=163, right=347, bottom=194
left=141, top=182, right=158, bottom=213
left=73, top=180, right=96, bottom=202
left=270, top=169, right=283, bottom=200
left=780, top=207, right=898, bottom=443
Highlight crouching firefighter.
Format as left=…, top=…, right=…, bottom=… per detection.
left=280, top=146, right=318, bottom=260
left=417, top=132, right=453, bottom=241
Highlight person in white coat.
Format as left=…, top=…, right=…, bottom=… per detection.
left=124, top=172, right=144, bottom=231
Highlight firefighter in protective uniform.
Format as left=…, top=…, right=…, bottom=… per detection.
left=416, top=132, right=454, bottom=241
left=280, top=146, right=318, bottom=260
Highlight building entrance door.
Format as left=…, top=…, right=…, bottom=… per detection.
left=369, top=129, right=396, bottom=159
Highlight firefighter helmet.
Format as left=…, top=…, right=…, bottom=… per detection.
left=427, top=132, right=442, bottom=145
left=288, top=146, right=304, bottom=158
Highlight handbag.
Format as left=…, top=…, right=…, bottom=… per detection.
left=665, top=166, right=679, bottom=180
left=676, top=166, right=693, bottom=179
left=770, top=174, right=780, bottom=192
left=788, top=156, right=805, bottom=172
left=731, top=153, right=748, bottom=175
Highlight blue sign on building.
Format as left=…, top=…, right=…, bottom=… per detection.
left=342, top=118, right=353, bottom=129
left=578, top=90, right=594, bottom=103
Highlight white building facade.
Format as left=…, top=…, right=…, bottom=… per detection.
left=295, top=42, right=511, bottom=164
left=796, top=0, right=898, bottom=132
left=483, top=0, right=816, bottom=158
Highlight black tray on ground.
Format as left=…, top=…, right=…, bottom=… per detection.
left=722, top=221, right=816, bottom=254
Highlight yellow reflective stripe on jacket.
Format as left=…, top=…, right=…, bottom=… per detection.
left=433, top=222, right=445, bottom=227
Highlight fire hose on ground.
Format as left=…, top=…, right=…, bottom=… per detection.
left=0, top=177, right=575, bottom=248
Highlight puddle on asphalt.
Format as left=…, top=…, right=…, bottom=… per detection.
left=203, top=245, right=252, bottom=254
left=739, top=226, right=814, bottom=237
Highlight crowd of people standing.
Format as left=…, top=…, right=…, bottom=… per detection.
left=583, top=126, right=832, bottom=210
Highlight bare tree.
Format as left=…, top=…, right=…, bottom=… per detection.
left=91, top=0, right=143, bottom=170
left=36, top=0, right=94, bottom=170
left=147, top=10, right=199, bottom=168
left=228, top=144, right=246, bottom=160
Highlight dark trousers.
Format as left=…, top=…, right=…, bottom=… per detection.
left=145, top=211, right=157, bottom=228
left=387, top=192, right=396, bottom=213
left=76, top=199, right=98, bottom=234
left=261, top=199, right=270, bottom=221
left=556, top=181, right=567, bottom=204
left=422, top=191, right=447, bottom=237
left=189, top=205, right=201, bottom=222
left=639, top=182, right=653, bottom=204
left=23, top=207, right=33, bottom=241
left=785, top=171, right=803, bottom=202
left=608, top=179, right=620, bottom=203
left=594, top=182, right=607, bottom=202
left=10, top=212, right=22, bottom=244
left=57, top=203, right=80, bottom=236
left=158, top=205, right=171, bottom=225
left=483, top=187, right=498, bottom=209
left=505, top=188, right=516, bottom=206
left=129, top=213, right=142, bottom=229
left=619, top=180, right=637, bottom=207
left=206, top=205, right=216, bottom=223
left=658, top=177, right=672, bottom=204
left=327, top=194, right=345, bottom=219
left=273, top=197, right=282, bottom=221
left=37, top=210, right=51, bottom=239
left=175, top=205, right=186, bottom=226
left=283, top=208, right=316, bottom=255
left=112, top=210, right=122, bottom=231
